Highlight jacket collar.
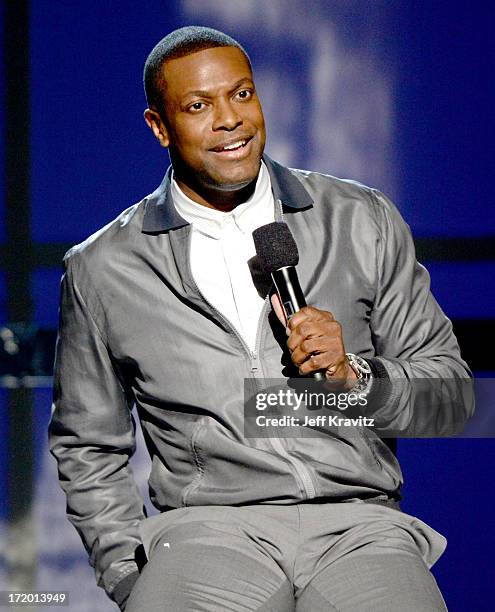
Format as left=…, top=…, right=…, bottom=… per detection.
left=142, top=154, right=313, bottom=233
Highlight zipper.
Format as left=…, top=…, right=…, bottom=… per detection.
left=185, top=215, right=317, bottom=500
left=248, top=325, right=317, bottom=500
left=185, top=229, right=265, bottom=361
left=266, top=431, right=316, bottom=498
left=271, top=198, right=317, bottom=499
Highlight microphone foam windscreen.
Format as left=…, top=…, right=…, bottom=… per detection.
left=252, top=222, right=299, bottom=273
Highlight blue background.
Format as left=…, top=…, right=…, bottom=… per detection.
left=1, top=1, right=493, bottom=610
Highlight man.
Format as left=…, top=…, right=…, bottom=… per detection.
left=49, top=26, right=472, bottom=611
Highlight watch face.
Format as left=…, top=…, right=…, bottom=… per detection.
left=347, top=354, right=371, bottom=379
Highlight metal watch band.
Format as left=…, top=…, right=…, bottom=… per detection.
left=346, top=353, right=373, bottom=394
left=346, top=353, right=372, bottom=379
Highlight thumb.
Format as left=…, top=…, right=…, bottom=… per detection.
left=270, top=293, right=288, bottom=329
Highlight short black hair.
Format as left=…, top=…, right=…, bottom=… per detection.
left=143, top=26, right=251, bottom=114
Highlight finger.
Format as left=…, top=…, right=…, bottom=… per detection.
left=287, top=306, right=334, bottom=331
left=270, top=293, right=287, bottom=328
left=298, top=352, right=330, bottom=375
left=287, top=320, right=340, bottom=353
left=299, top=354, right=348, bottom=377
left=293, top=332, right=347, bottom=375
left=290, top=337, right=326, bottom=366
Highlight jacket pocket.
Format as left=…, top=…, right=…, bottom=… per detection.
left=181, top=416, right=207, bottom=506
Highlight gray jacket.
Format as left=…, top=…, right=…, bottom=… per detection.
left=49, top=155, right=472, bottom=603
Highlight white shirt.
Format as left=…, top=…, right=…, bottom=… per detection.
left=171, top=162, right=275, bottom=353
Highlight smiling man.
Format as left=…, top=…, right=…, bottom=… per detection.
left=144, top=44, right=266, bottom=210
left=49, top=26, right=471, bottom=611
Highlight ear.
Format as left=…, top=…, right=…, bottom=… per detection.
left=144, top=108, right=170, bottom=148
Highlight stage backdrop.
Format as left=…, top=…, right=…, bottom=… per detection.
left=1, top=1, right=493, bottom=610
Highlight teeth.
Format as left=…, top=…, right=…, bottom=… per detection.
left=222, top=140, right=246, bottom=151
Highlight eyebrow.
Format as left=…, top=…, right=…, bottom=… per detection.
left=182, top=77, right=254, bottom=101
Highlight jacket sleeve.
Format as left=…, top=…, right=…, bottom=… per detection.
left=364, top=189, right=474, bottom=435
left=48, top=253, right=145, bottom=605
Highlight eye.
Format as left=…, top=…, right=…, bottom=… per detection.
left=235, top=89, right=253, bottom=101
left=188, top=101, right=206, bottom=113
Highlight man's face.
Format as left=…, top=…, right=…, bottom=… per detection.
left=146, top=46, right=266, bottom=205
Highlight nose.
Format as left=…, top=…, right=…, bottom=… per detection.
left=212, top=97, right=242, bottom=131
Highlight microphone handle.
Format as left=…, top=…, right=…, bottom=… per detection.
left=272, top=267, right=325, bottom=381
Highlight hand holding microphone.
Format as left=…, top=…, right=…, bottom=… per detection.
left=252, top=222, right=356, bottom=386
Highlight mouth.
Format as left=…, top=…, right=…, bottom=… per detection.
left=209, top=136, right=254, bottom=155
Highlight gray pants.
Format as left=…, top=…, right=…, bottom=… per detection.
left=127, top=502, right=448, bottom=611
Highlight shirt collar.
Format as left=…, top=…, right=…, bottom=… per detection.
left=171, top=161, right=272, bottom=240
left=142, top=154, right=313, bottom=234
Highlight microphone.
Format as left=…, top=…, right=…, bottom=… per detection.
left=252, top=222, right=325, bottom=381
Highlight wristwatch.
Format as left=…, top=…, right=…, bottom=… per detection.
left=346, top=353, right=373, bottom=394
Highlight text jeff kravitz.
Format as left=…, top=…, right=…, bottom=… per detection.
left=255, top=414, right=375, bottom=428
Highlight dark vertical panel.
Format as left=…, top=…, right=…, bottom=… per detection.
left=4, top=0, right=32, bottom=321
left=0, top=391, right=7, bottom=519
left=3, top=0, right=35, bottom=590
left=0, top=2, right=5, bottom=243
left=7, top=388, right=33, bottom=518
